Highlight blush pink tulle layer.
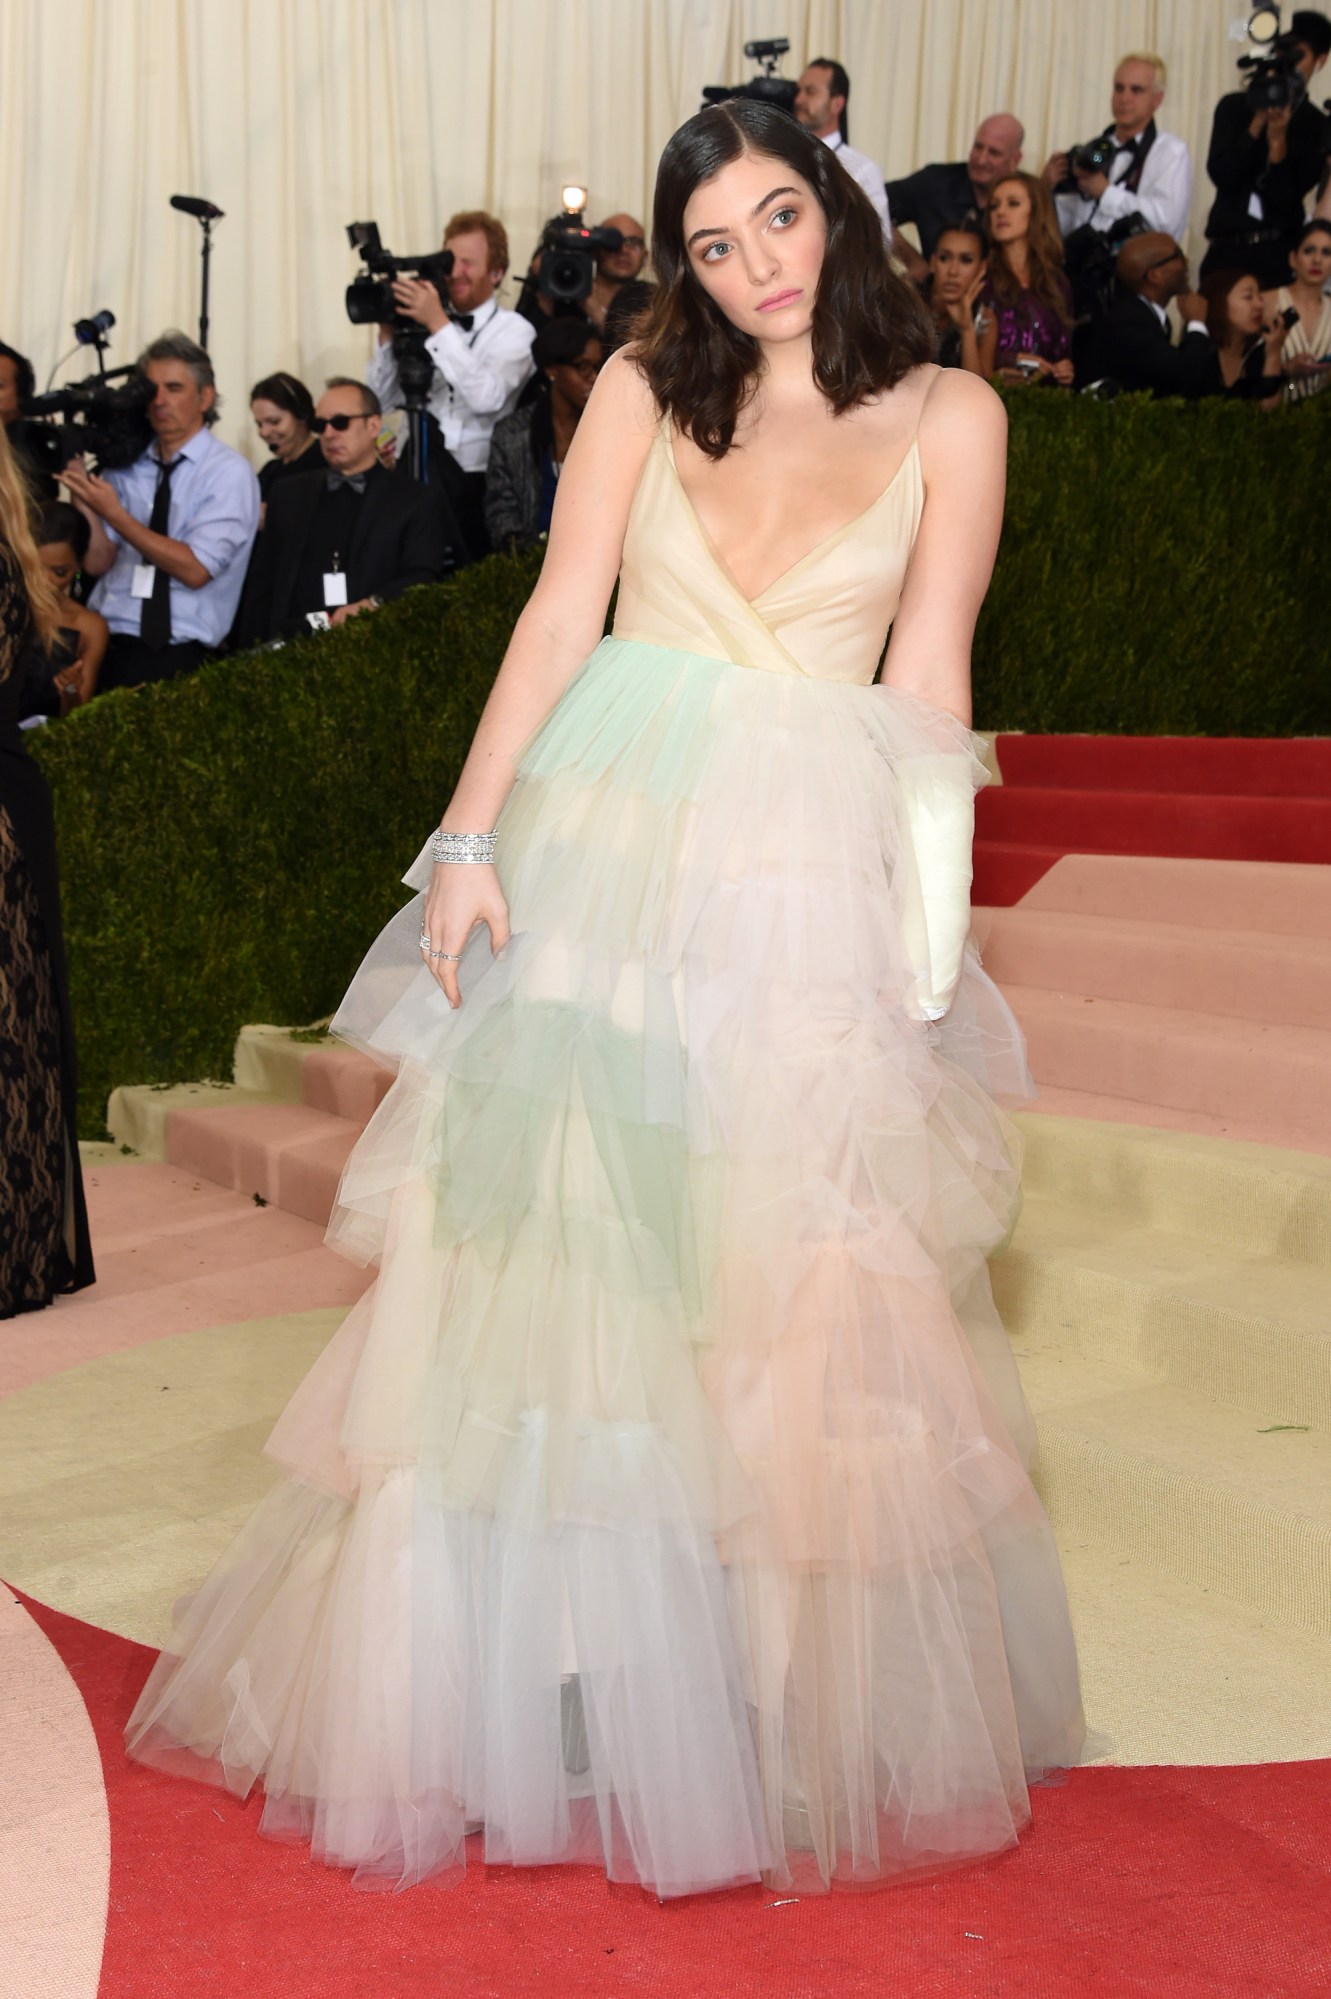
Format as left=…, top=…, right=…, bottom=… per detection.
left=126, top=638, right=1087, bottom=1898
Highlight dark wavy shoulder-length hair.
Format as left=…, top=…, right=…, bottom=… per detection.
left=636, top=100, right=934, bottom=458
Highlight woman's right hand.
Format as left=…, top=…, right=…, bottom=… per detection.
left=420, top=862, right=511, bottom=1010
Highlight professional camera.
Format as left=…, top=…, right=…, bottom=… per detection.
left=533, top=189, right=624, bottom=306
left=1063, top=210, right=1152, bottom=321
left=1053, top=133, right=1119, bottom=195
left=702, top=36, right=798, bottom=115
left=24, top=367, right=153, bottom=472
left=1236, top=4, right=1309, bottom=111
left=344, top=221, right=455, bottom=329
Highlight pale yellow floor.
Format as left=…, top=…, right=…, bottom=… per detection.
left=0, top=1310, right=1325, bottom=1768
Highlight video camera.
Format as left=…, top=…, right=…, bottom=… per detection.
left=344, top=222, right=455, bottom=329
left=1237, top=5, right=1310, bottom=112
left=19, top=307, right=153, bottom=472
left=702, top=37, right=798, bottom=116
left=534, top=189, right=624, bottom=307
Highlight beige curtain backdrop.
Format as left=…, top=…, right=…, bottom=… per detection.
left=2, top=0, right=1241, bottom=457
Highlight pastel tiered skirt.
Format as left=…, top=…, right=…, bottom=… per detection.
left=125, top=636, right=1087, bottom=1898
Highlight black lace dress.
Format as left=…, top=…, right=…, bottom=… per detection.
left=0, top=543, right=94, bottom=1316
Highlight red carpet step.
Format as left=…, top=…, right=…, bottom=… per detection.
left=14, top=1588, right=1331, bottom=1999
left=974, top=735, right=1331, bottom=905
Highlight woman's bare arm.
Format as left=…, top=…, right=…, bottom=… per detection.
left=880, top=370, right=1007, bottom=727
left=438, top=350, right=659, bottom=838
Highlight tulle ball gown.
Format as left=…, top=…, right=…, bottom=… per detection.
left=126, top=409, right=1087, bottom=1898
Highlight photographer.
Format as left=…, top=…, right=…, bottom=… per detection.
left=63, top=332, right=259, bottom=693
left=1043, top=54, right=1192, bottom=247
left=1073, top=234, right=1223, bottom=397
left=1202, top=10, right=1331, bottom=288
left=484, top=318, right=602, bottom=552
left=236, top=379, right=455, bottom=646
left=584, top=215, right=649, bottom=334
left=366, top=210, right=535, bottom=559
left=792, top=59, right=891, bottom=242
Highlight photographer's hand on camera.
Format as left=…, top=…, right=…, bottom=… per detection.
left=61, top=451, right=210, bottom=589
left=384, top=276, right=449, bottom=338
left=420, top=856, right=510, bottom=1011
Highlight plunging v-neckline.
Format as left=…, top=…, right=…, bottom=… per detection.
left=664, top=430, right=920, bottom=608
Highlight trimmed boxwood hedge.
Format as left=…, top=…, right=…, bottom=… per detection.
left=32, top=393, right=1328, bottom=1133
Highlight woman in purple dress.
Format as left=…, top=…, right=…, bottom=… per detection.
left=977, top=174, right=1074, bottom=389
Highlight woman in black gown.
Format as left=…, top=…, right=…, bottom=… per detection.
left=0, top=423, right=95, bottom=1316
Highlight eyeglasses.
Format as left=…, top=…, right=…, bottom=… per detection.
left=1143, top=248, right=1185, bottom=274
left=616, top=236, right=646, bottom=251
left=311, top=412, right=371, bottom=433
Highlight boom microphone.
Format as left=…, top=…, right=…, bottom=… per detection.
left=170, top=194, right=224, bottom=220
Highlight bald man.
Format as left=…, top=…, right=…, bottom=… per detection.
left=886, top=114, right=1025, bottom=280
left=1074, top=230, right=1221, bottom=396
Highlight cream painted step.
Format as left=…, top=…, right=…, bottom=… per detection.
left=1018, top=1345, right=1331, bottom=1636
left=1004, top=986, right=1331, bottom=1145
left=977, top=909, right=1331, bottom=1030
left=1056, top=1535, right=1331, bottom=1766
left=1013, top=1115, right=1331, bottom=1262
left=1015, top=853, right=1331, bottom=936
left=997, top=1196, right=1330, bottom=1428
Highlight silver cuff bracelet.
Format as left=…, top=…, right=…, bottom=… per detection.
left=432, top=829, right=497, bottom=865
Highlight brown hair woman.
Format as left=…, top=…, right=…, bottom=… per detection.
left=978, top=171, right=1075, bottom=386
left=125, top=99, right=1086, bottom=1900
left=0, top=420, right=95, bottom=1316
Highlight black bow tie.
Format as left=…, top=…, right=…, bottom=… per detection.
left=326, top=471, right=368, bottom=494
left=449, top=312, right=474, bottom=333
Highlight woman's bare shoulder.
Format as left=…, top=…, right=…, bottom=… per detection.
left=916, top=366, right=1005, bottom=459
left=586, top=346, right=661, bottom=438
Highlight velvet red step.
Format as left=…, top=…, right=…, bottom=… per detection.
left=977, top=785, right=1331, bottom=864
left=993, top=735, right=1331, bottom=796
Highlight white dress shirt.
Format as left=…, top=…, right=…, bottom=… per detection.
left=1055, top=127, right=1192, bottom=246
left=366, top=297, right=535, bottom=474
left=822, top=131, right=892, bottom=243
left=89, top=428, right=260, bottom=644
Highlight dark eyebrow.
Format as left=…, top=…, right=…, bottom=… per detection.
left=686, top=186, right=800, bottom=249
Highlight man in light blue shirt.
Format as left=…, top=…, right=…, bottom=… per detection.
left=63, top=331, right=259, bottom=691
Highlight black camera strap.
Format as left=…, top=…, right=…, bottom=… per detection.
left=1102, top=118, right=1159, bottom=195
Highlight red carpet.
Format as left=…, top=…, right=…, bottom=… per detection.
left=974, top=736, right=1331, bottom=905
left=15, top=1589, right=1331, bottom=1998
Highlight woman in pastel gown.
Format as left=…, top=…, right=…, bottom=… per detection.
left=126, top=101, right=1087, bottom=1898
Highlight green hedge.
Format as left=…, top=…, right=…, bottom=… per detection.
left=32, top=394, right=1329, bottom=1133
left=975, top=390, right=1328, bottom=735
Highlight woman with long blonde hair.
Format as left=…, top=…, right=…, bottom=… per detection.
left=977, top=172, right=1075, bottom=386
left=0, top=421, right=95, bottom=1316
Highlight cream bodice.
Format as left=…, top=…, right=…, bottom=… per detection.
left=612, top=422, right=925, bottom=684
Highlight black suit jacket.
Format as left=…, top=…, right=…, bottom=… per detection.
left=237, top=463, right=456, bottom=645
left=1074, top=290, right=1224, bottom=399
left=1205, top=90, right=1329, bottom=248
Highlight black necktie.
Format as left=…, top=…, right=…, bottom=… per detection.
left=325, top=471, right=369, bottom=494
left=140, top=456, right=178, bottom=650
left=449, top=312, right=474, bottom=333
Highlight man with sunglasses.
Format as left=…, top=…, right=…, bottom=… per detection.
left=1074, top=232, right=1223, bottom=397
left=236, top=378, right=456, bottom=645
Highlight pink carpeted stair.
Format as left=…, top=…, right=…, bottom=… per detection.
left=976, top=854, right=1331, bottom=1153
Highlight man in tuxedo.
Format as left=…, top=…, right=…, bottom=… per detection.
left=237, top=378, right=457, bottom=646
left=1074, top=233, right=1223, bottom=397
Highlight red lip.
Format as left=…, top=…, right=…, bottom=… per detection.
left=757, top=289, right=801, bottom=312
